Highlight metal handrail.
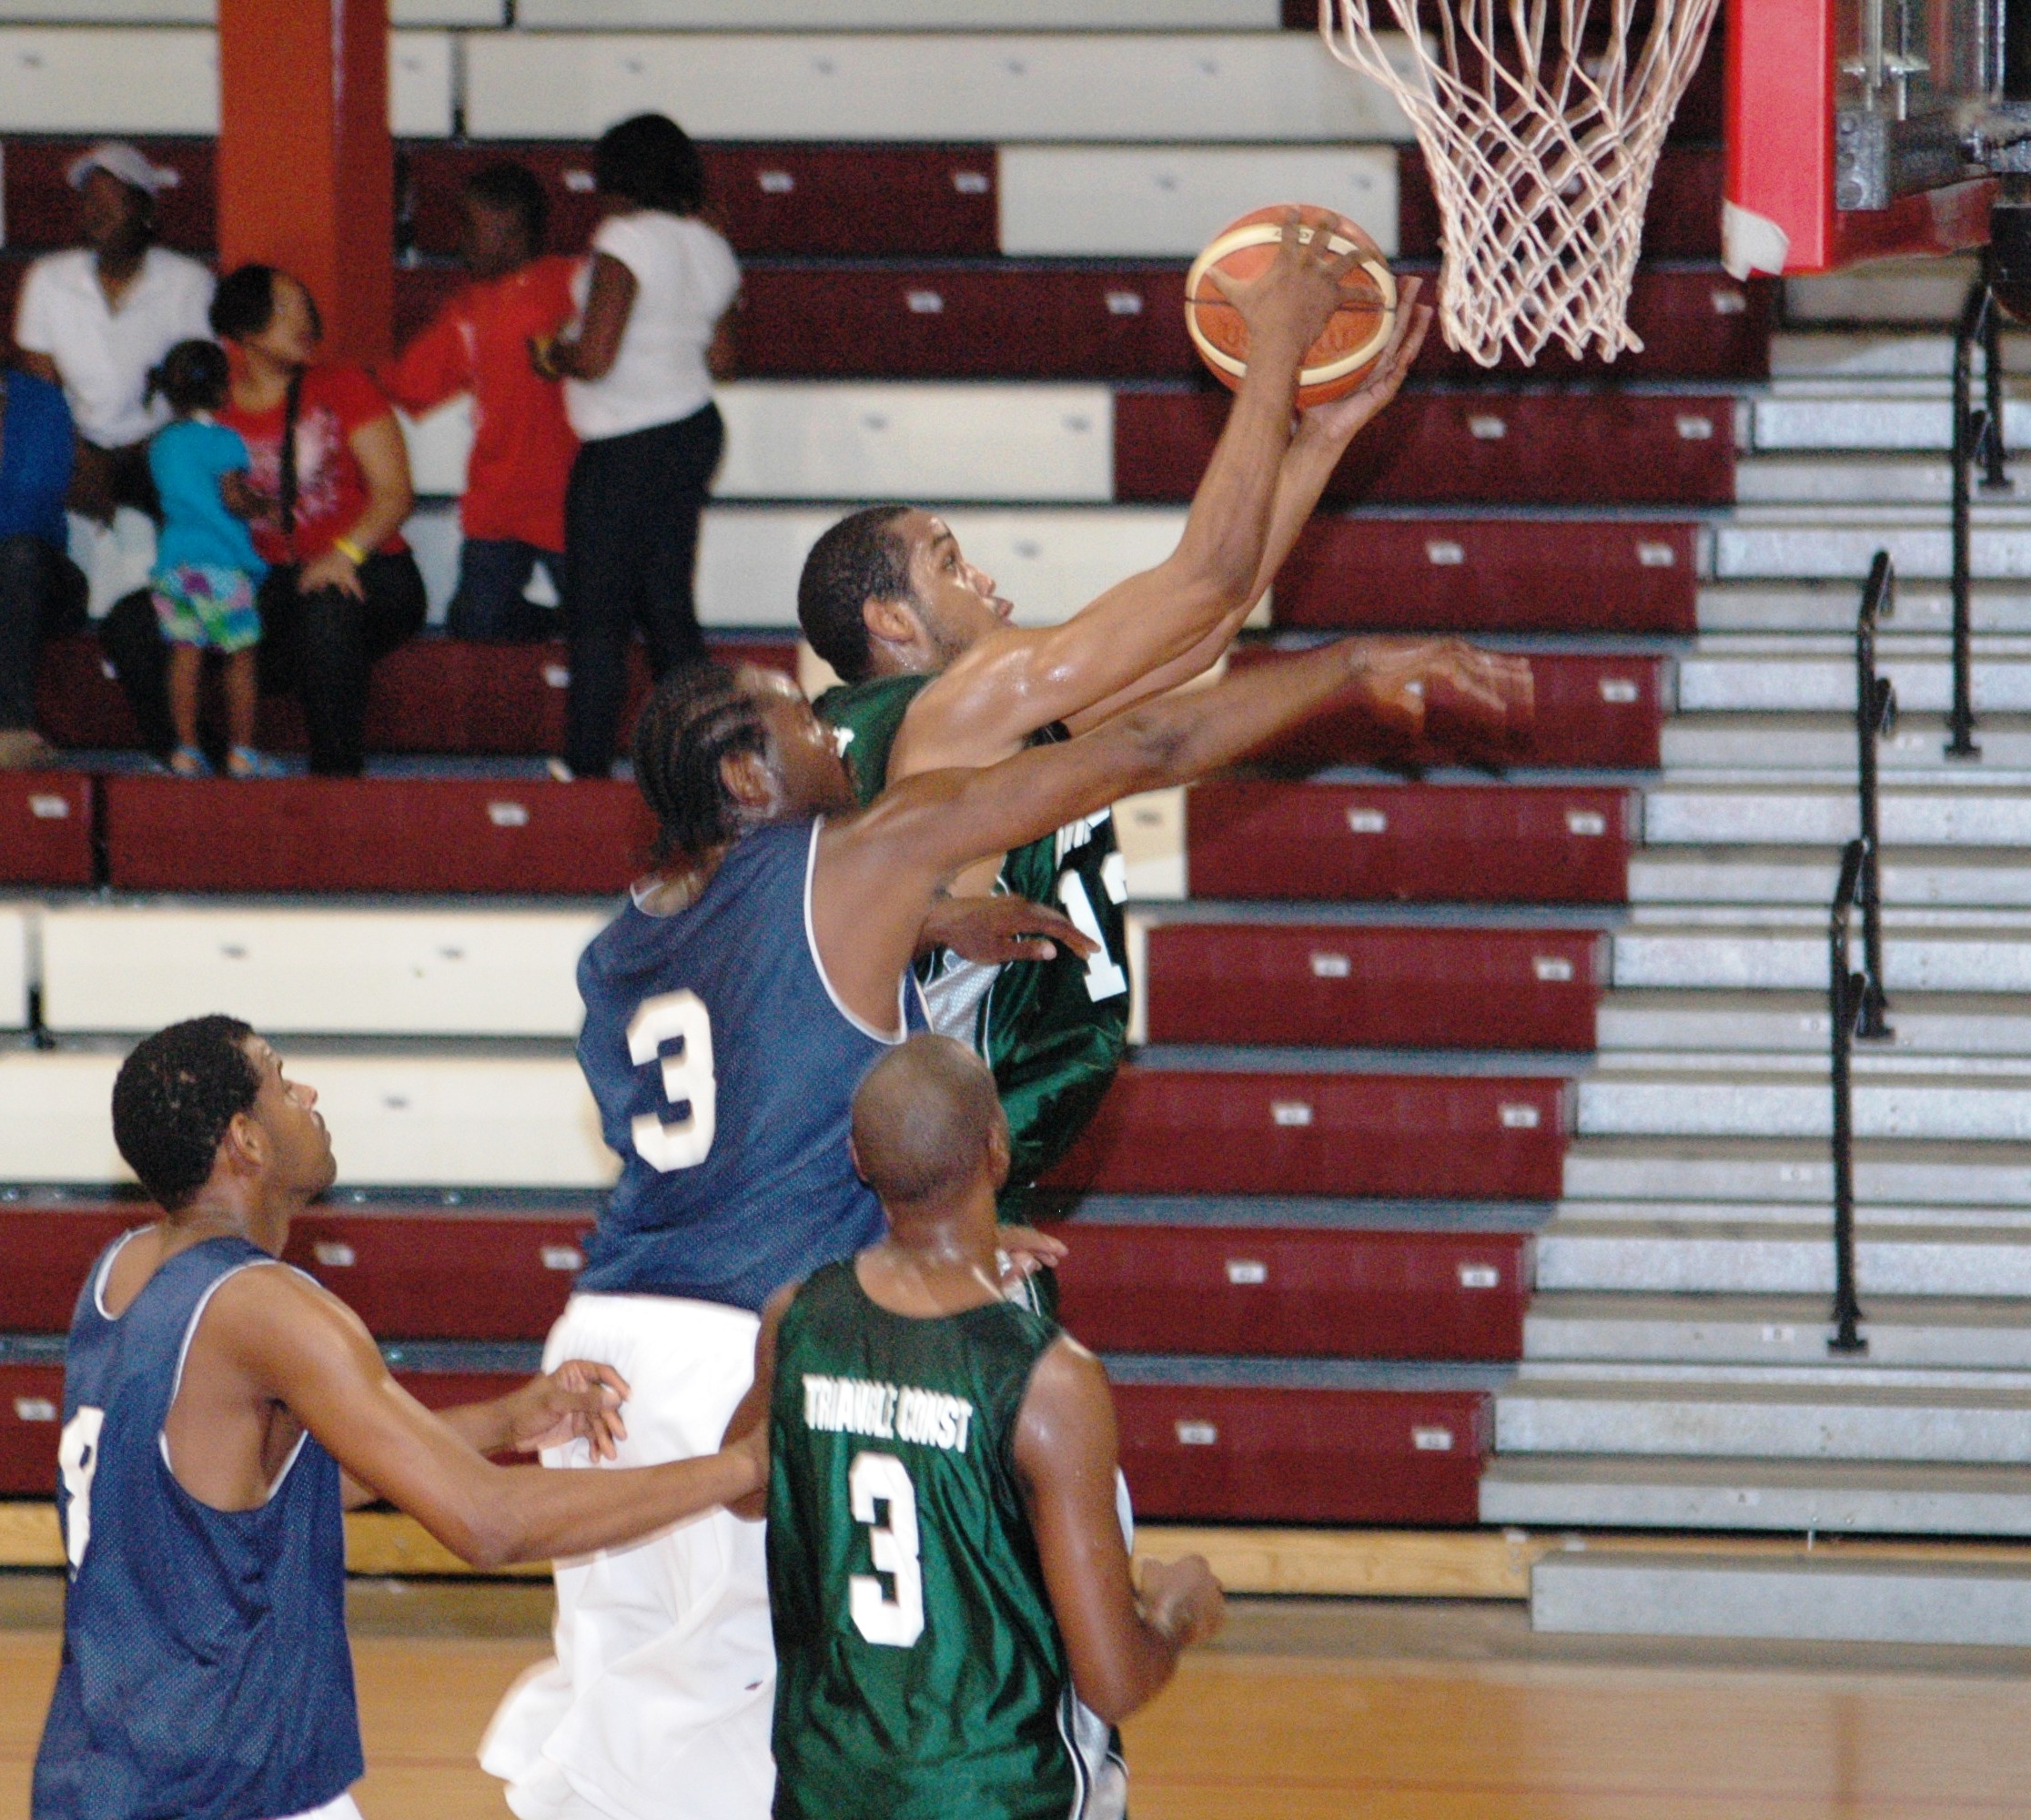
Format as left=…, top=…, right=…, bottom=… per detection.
left=1947, top=262, right=2010, bottom=760
left=1828, top=837, right=1870, bottom=1356
left=1854, top=551, right=1895, bottom=1040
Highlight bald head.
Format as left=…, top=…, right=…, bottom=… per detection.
left=852, top=1035, right=1007, bottom=1211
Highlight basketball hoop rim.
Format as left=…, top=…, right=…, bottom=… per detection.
left=1184, top=219, right=1399, bottom=386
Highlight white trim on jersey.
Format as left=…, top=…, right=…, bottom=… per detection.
left=90, top=1228, right=145, bottom=1321
left=803, top=816, right=914, bottom=1045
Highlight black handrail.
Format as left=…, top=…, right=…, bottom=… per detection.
left=1828, top=837, right=1870, bottom=1355
left=1947, top=261, right=2009, bottom=759
left=1854, top=551, right=1895, bottom=1040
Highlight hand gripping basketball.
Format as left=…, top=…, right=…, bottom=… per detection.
left=1186, top=205, right=1399, bottom=409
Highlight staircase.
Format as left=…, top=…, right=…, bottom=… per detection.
left=1486, top=269, right=2031, bottom=1643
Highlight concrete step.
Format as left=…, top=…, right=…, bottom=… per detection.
left=1629, top=845, right=2031, bottom=908
left=1769, top=329, right=2031, bottom=379
left=1530, top=1550, right=2031, bottom=1643
left=1534, top=1218, right=2031, bottom=1298
left=1564, top=1138, right=2031, bottom=1207
left=1642, top=784, right=2031, bottom=846
left=1525, top=1293, right=2031, bottom=1368
left=1733, top=453, right=2017, bottom=507
left=1576, top=1068, right=2031, bottom=1142
left=1494, top=1371, right=2031, bottom=1462
left=1714, top=506, right=2031, bottom=583
left=1675, top=649, right=2031, bottom=714
left=1662, top=713, right=2031, bottom=772
left=1746, top=386, right=2031, bottom=454
left=1610, top=925, right=2031, bottom=991
left=1783, top=260, right=1977, bottom=327
left=1699, top=581, right=2031, bottom=636
left=1485, top=1452, right=2031, bottom=1534
left=1596, top=989, right=2031, bottom=1054
left=1543, top=1195, right=2031, bottom=1229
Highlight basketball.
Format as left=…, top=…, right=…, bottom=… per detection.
left=1183, top=205, right=1399, bottom=408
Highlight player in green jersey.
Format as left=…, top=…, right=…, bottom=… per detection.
left=732, top=1034, right=1224, bottom=1820
left=803, top=221, right=1531, bottom=1196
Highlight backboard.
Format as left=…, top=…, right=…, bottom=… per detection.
left=1724, top=0, right=2004, bottom=275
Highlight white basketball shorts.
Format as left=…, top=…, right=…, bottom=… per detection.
left=480, top=1292, right=774, bottom=1820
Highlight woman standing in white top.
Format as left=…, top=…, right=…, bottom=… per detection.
left=535, top=114, right=739, bottom=780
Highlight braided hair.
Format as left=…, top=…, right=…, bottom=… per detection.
left=632, top=662, right=773, bottom=859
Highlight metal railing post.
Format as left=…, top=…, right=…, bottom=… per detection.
left=1855, top=551, right=1895, bottom=1039
left=1947, top=276, right=1990, bottom=759
left=1829, top=838, right=1870, bottom=1355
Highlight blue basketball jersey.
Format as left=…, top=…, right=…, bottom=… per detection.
left=576, top=818, right=925, bottom=1311
left=33, top=1232, right=362, bottom=1820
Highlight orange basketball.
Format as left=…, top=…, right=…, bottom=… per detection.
left=1184, top=205, right=1398, bottom=409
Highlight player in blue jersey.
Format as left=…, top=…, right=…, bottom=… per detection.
left=33, top=1015, right=765, bottom=1820
left=484, top=631, right=1424, bottom=1820
left=799, top=226, right=1533, bottom=1196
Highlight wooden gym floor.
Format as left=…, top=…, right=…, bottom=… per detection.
left=3, top=1574, right=2030, bottom=1817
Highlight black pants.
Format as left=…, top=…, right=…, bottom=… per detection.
left=0, top=534, right=87, bottom=732
left=101, top=550, right=428, bottom=774
left=563, top=403, right=722, bottom=778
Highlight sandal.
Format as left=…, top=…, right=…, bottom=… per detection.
left=168, top=744, right=212, bottom=778
left=227, top=746, right=287, bottom=779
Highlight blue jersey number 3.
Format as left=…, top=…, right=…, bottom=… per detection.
left=627, top=990, right=718, bottom=1171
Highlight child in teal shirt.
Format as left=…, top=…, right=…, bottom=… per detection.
left=147, top=339, right=279, bottom=778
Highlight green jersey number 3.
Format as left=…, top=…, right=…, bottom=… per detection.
left=848, top=1451, right=925, bottom=1647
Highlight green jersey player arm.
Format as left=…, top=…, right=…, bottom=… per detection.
left=1013, top=1339, right=1224, bottom=1724
left=884, top=222, right=1359, bottom=778
left=813, top=636, right=1389, bottom=1033
left=202, top=1266, right=765, bottom=1567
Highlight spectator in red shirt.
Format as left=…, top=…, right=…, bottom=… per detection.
left=101, top=265, right=426, bottom=775
left=382, top=162, right=579, bottom=642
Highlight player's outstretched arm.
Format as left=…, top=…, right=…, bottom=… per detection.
left=1061, top=281, right=1435, bottom=733
left=719, top=1280, right=801, bottom=1522
left=888, top=216, right=1357, bottom=775
left=815, top=636, right=1393, bottom=1030
left=213, top=1268, right=763, bottom=1567
left=1015, top=1340, right=1224, bottom=1724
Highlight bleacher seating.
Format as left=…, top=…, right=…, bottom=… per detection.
left=2, top=10, right=1852, bottom=1551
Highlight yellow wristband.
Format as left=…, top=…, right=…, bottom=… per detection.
left=331, top=536, right=368, bottom=566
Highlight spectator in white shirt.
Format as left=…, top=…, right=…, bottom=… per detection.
left=532, top=113, right=739, bottom=780
left=14, top=142, right=216, bottom=525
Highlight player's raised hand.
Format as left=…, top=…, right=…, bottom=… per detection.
left=1353, top=638, right=1534, bottom=760
left=502, top=1359, right=632, bottom=1461
left=924, top=893, right=1099, bottom=966
left=995, top=1224, right=1071, bottom=1289
left=1294, top=275, right=1433, bottom=441
left=1206, top=208, right=1366, bottom=363
left=1138, top=1554, right=1228, bottom=1651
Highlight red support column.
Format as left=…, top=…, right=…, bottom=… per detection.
left=216, top=0, right=392, bottom=366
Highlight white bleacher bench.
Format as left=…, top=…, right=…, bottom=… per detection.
left=0, top=1047, right=614, bottom=1188
left=0, top=905, right=27, bottom=1033
left=464, top=32, right=1415, bottom=143
left=36, top=904, right=606, bottom=1039
left=0, top=27, right=454, bottom=135
left=998, top=146, right=1399, bottom=258
left=0, top=2, right=500, bottom=19
left=514, top=1, right=1282, bottom=28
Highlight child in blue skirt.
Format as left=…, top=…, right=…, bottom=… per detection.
left=147, top=339, right=280, bottom=778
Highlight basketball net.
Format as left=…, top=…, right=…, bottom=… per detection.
left=1320, top=0, right=1722, bottom=366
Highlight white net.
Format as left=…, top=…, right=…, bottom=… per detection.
left=1321, top=0, right=1722, bottom=366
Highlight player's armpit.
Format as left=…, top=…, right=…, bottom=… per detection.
left=1015, top=1338, right=1196, bottom=1725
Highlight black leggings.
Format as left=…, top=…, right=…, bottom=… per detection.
left=101, top=551, right=427, bottom=774
left=562, top=403, right=722, bottom=778
left=0, top=534, right=86, bottom=732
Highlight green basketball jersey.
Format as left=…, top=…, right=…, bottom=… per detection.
left=767, top=1260, right=1117, bottom=1820
left=815, top=673, right=1130, bottom=1187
